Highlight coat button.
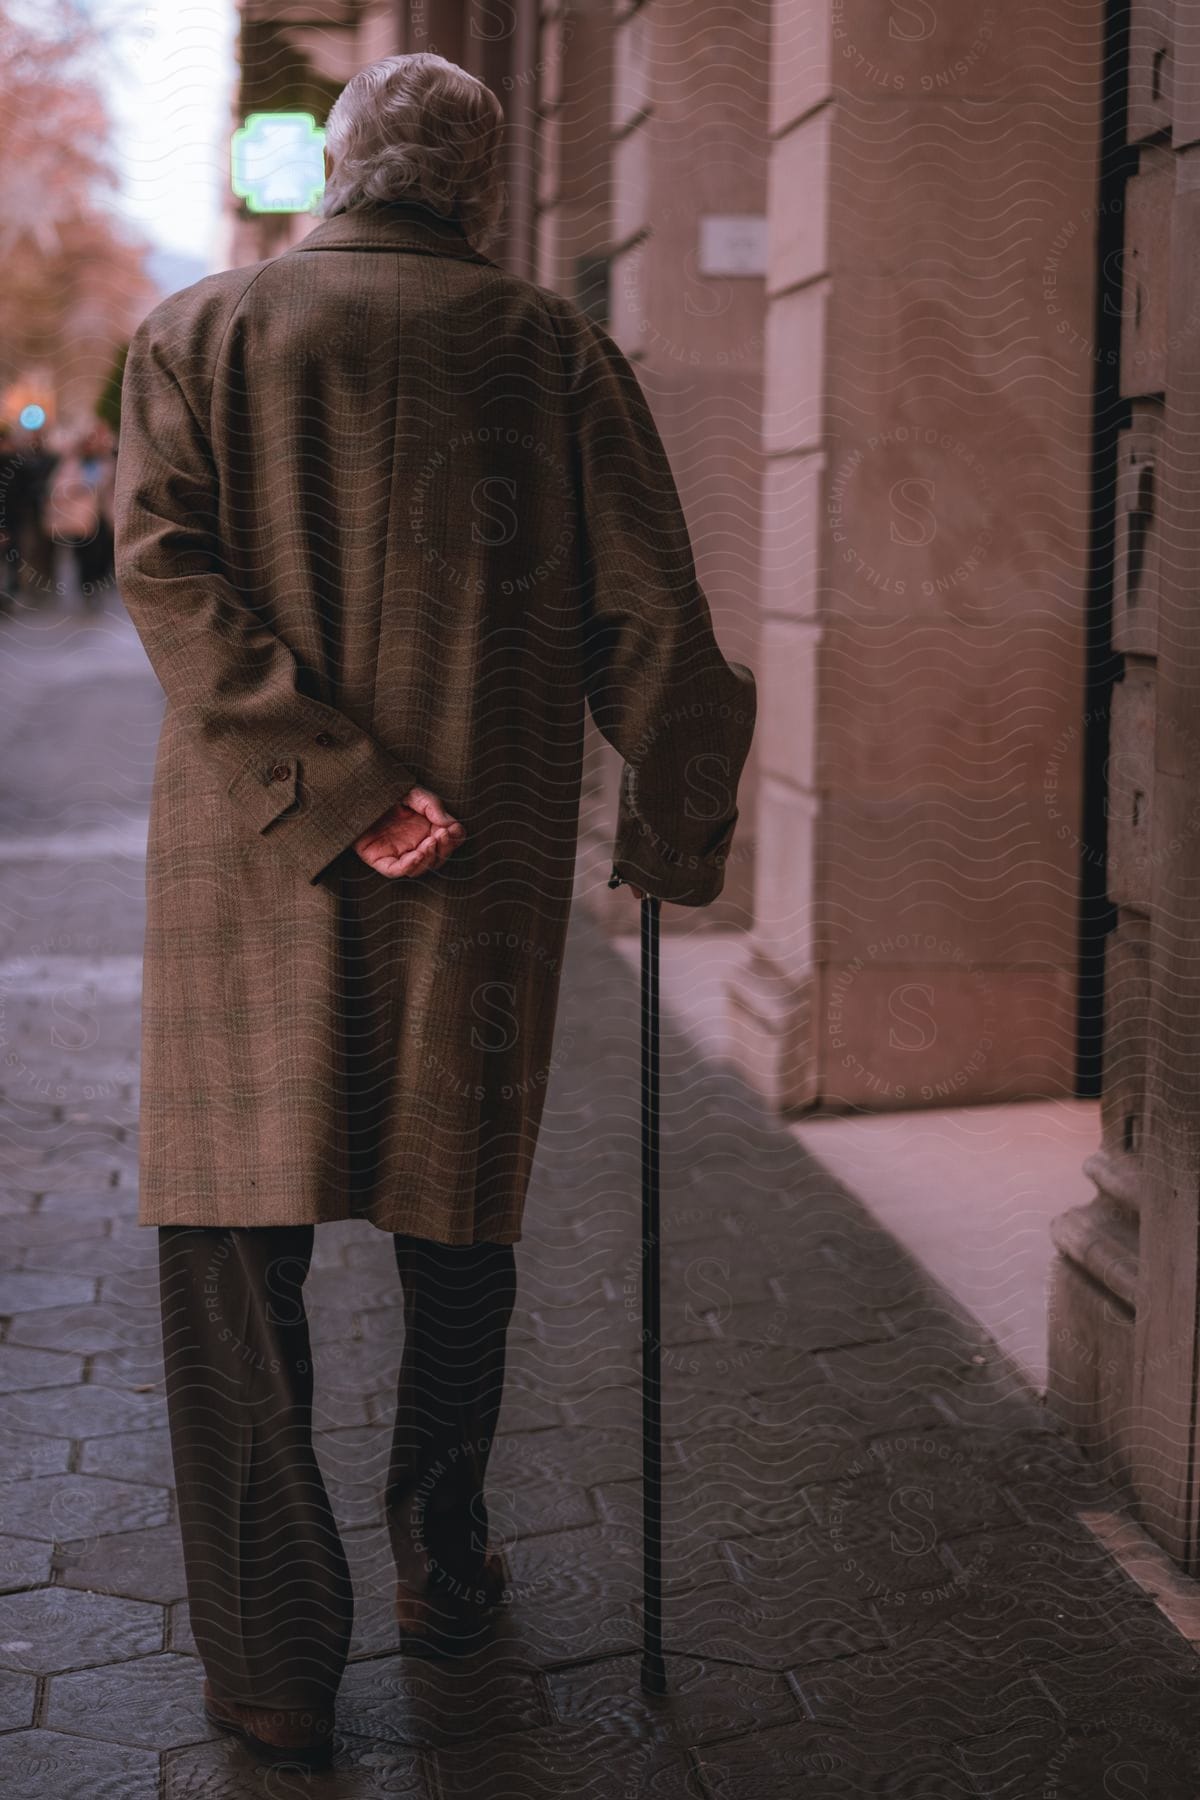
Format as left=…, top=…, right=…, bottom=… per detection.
left=270, top=763, right=291, bottom=782
left=314, top=731, right=333, bottom=747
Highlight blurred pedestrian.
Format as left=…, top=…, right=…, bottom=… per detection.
left=16, top=431, right=59, bottom=601
left=47, top=426, right=115, bottom=608
left=0, top=424, right=23, bottom=608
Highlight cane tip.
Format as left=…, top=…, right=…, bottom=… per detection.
left=639, top=1653, right=668, bottom=1697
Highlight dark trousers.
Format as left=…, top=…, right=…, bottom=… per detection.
left=158, top=1225, right=517, bottom=1709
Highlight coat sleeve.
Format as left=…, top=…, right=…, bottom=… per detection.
left=570, top=318, right=756, bottom=906
left=113, top=306, right=421, bottom=885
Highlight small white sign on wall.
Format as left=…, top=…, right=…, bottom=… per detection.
left=698, top=215, right=768, bottom=277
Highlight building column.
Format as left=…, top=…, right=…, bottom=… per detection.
left=1048, top=4, right=1200, bottom=1568
left=726, top=0, right=1104, bottom=1112
left=575, top=0, right=769, bottom=929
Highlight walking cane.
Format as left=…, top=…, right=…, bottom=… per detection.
left=609, top=869, right=668, bottom=1696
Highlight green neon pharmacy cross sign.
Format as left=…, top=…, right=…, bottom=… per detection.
left=231, top=112, right=326, bottom=214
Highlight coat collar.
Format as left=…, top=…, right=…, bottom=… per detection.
left=288, top=201, right=494, bottom=266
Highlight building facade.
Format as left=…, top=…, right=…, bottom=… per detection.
left=225, top=0, right=1200, bottom=1573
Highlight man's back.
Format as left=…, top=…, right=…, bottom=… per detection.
left=142, top=205, right=587, bottom=853
left=114, top=194, right=753, bottom=1242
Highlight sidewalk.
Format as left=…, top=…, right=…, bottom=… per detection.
left=2, top=597, right=1200, bottom=1795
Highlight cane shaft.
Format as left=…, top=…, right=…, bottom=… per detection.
left=640, top=895, right=667, bottom=1694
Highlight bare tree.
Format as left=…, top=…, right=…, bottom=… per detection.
left=0, top=1, right=154, bottom=430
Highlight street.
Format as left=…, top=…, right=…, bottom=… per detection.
left=0, top=592, right=1198, bottom=1795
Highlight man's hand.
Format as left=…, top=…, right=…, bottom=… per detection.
left=353, top=785, right=466, bottom=879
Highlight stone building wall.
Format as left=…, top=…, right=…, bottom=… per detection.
left=723, top=0, right=1105, bottom=1114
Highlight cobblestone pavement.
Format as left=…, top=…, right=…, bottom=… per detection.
left=2, top=595, right=1200, bottom=1796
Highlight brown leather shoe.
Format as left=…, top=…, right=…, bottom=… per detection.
left=202, top=1677, right=335, bottom=1767
left=395, top=1549, right=508, bottom=1658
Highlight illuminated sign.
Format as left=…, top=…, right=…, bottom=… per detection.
left=231, top=112, right=325, bottom=215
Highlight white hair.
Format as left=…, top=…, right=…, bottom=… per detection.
left=320, top=53, right=505, bottom=249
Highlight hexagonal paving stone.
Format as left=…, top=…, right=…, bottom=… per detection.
left=312, top=1337, right=401, bottom=1399
left=0, top=1587, right=162, bottom=1673
left=503, top=1523, right=684, bottom=1666
left=0, top=1669, right=35, bottom=1729
left=87, top=1344, right=165, bottom=1390
left=958, top=1714, right=1200, bottom=1799
left=546, top=1652, right=797, bottom=1745
left=164, top=1733, right=426, bottom=1796
left=96, top=1264, right=159, bottom=1308
left=0, top=1473, right=169, bottom=1542
left=37, top=1190, right=136, bottom=1219
left=165, top=1602, right=196, bottom=1656
left=0, top=1217, right=110, bottom=1256
left=0, top=1382, right=164, bottom=1439
left=342, top=1526, right=404, bottom=1661
left=694, top=1723, right=978, bottom=1800
left=0, top=1427, right=71, bottom=1481
left=429, top=1722, right=700, bottom=1800
left=792, top=1628, right=1057, bottom=1748
left=0, top=1343, right=83, bottom=1393
left=46, top=1652, right=214, bottom=1749
left=337, top=1652, right=545, bottom=1746
left=20, top=1236, right=147, bottom=1278
left=80, top=1427, right=174, bottom=1488
left=0, top=1535, right=54, bottom=1593
left=0, top=1730, right=159, bottom=1800
left=56, top=1523, right=187, bottom=1603
left=493, top=1383, right=562, bottom=1434
left=0, top=1271, right=96, bottom=1313
left=593, top=1471, right=811, bottom=1547
left=5, top=1302, right=161, bottom=1356
left=314, top=1427, right=388, bottom=1531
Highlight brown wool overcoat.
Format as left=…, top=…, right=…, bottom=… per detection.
left=113, top=199, right=756, bottom=1243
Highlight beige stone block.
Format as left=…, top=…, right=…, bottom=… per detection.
left=612, top=3, right=654, bottom=131
left=535, top=208, right=561, bottom=291
left=725, top=957, right=819, bottom=1110
left=537, top=110, right=562, bottom=207
left=817, top=962, right=1077, bottom=1110
left=539, top=10, right=569, bottom=111
left=819, top=610, right=1087, bottom=802
left=608, top=218, right=767, bottom=371
left=1113, top=414, right=1163, bottom=659
left=766, top=108, right=831, bottom=294
left=612, top=124, right=651, bottom=246
left=817, top=301, right=1096, bottom=630
left=606, top=243, right=643, bottom=356
left=816, top=777, right=1084, bottom=972
left=648, top=0, right=770, bottom=143
left=359, top=4, right=397, bottom=63
left=1099, top=912, right=1152, bottom=1160
left=1121, top=159, right=1173, bottom=398
left=757, top=620, right=820, bottom=792
left=824, top=0, right=1097, bottom=103
left=1045, top=1250, right=1136, bottom=1491
left=751, top=779, right=817, bottom=990
left=1107, top=665, right=1155, bottom=913
left=770, top=0, right=832, bottom=133
left=759, top=451, right=823, bottom=621
left=827, top=101, right=1101, bottom=337
left=823, top=406, right=1003, bottom=615
left=762, top=284, right=826, bottom=453
left=1129, top=0, right=1174, bottom=143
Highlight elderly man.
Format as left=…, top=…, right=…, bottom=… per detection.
left=114, top=51, right=754, bottom=1765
